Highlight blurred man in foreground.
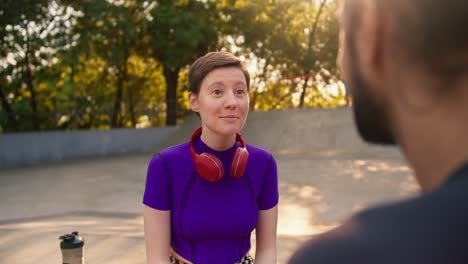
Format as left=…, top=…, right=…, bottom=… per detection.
left=290, top=0, right=468, bottom=263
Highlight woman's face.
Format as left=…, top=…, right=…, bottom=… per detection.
left=189, top=66, right=249, bottom=137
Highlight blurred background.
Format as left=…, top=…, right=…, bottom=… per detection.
left=0, top=0, right=344, bottom=133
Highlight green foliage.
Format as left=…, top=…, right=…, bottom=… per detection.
left=0, top=0, right=79, bottom=131
left=0, top=0, right=343, bottom=133
left=143, top=0, right=221, bottom=125
left=221, top=0, right=342, bottom=110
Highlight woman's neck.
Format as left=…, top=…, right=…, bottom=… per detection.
left=200, top=129, right=236, bottom=151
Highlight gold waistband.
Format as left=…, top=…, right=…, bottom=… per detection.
left=170, top=247, right=252, bottom=264
left=170, top=248, right=193, bottom=264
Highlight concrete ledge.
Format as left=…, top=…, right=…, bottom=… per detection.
left=0, top=126, right=178, bottom=168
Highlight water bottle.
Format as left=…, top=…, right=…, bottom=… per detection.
left=59, top=231, right=84, bottom=264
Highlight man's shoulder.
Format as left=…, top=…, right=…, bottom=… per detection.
left=289, top=184, right=468, bottom=264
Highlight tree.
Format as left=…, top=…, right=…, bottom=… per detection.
left=0, top=0, right=79, bottom=131
left=143, top=0, right=221, bottom=125
left=0, top=0, right=343, bottom=132
left=220, top=0, right=341, bottom=110
left=69, top=0, right=148, bottom=128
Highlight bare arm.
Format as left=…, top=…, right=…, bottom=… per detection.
left=255, top=205, right=278, bottom=264
left=144, top=205, right=171, bottom=264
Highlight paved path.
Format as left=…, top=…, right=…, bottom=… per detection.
left=0, top=108, right=419, bottom=263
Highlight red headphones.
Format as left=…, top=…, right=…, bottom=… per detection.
left=189, top=127, right=249, bottom=182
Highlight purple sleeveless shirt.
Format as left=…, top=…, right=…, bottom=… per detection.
left=143, top=137, right=279, bottom=264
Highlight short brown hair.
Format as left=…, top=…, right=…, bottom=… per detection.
left=188, top=51, right=250, bottom=95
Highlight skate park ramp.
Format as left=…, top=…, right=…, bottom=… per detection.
left=0, top=108, right=419, bottom=264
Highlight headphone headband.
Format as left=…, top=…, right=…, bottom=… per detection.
left=189, top=127, right=249, bottom=182
left=190, top=127, right=246, bottom=157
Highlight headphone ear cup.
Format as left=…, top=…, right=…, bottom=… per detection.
left=194, top=153, right=224, bottom=182
left=230, top=147, right=249, bottom=178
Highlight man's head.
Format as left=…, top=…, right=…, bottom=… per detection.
left=339, top=0, right=468, bottom=145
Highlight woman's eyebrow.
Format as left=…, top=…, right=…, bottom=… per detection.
left=207, top=81, right=225, bottom=88
left=234, top=81, right=247, bottom=86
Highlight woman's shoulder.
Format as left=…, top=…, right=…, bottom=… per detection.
left=150, top=142, right=191, bottom=162
left=160, top=141, right=190, bottom=155
left=246, top=144, right=275, bottom=159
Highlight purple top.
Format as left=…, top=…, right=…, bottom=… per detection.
left=143, top=136, right=278, bottom=264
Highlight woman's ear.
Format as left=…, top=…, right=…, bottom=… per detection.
left=189, top=92, right=199, bottom=112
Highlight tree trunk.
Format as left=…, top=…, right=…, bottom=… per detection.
left=128, top=84, right=136, bottom=128
left=307, top=0, right=327, bottom=53
left=111, top=74, right=124, bottom=128
left=298, top=75, right=310, bottom=108
left=24, top=38, right=39, bottom=131
left=163, top=67, right=180, bottom=126
left=69, top=59, right=81, bottom=130
left=111, top=50, right=129, bottom=128
left=299, top=0, right=327, bottom=109
left=0, top=83, right=17, bottom=132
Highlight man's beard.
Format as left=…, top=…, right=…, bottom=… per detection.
left=347, top=42, right=396, bottom=145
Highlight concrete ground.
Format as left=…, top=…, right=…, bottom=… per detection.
left=0, top=108, right=419, bottom=264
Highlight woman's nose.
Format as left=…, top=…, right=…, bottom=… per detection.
left=224, top=91, right=238, bottom=108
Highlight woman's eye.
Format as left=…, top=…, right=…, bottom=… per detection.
left=236, top=89, right=246, bottom=95
left=212, top=89, right=222, bottom=95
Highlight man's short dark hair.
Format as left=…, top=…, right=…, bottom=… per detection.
left=344, top=0, right=468, bottom=78
left=386, top=0, right=468, bottom=77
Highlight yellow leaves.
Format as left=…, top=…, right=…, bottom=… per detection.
left=179, top=90, right=190, bottom=110
left=135, top=115, right=151, bottom=129
left=234, top=0, right=250, bottom=9
left=56, top=79, right=64, bottom=89
left=251, top=74, right=346, bottom=111
left=175, top=0, right=190, bottom=6
left=255, top=12, right=270, bottom=23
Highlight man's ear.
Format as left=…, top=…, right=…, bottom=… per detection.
left=189, top=92, right=199, bottom=112
left=358, top=0, right=388, bottom=96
